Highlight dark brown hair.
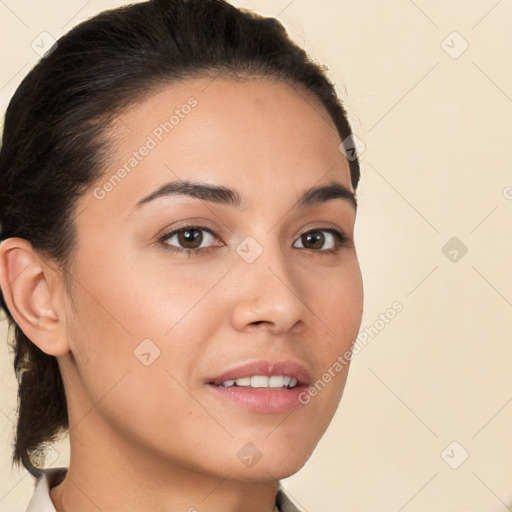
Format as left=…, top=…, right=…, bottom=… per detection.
left=0, top=0, right=361, bottom=478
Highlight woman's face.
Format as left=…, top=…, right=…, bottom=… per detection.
left=61, top=77, right=363, bottom=481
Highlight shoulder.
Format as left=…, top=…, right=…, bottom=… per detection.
left=24, top=467, right=67, bottom=512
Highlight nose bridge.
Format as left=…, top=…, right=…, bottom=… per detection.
left=230, top=232, right=307, bottom=332
left=236, top=232, right=296, bottom=290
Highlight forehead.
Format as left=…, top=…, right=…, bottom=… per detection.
left=83, top=77, right=352, bottom=221
left=115, top=77, right=345, bottom=162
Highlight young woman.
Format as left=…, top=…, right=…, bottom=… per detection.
left=0, top=0, right=363, bottom=510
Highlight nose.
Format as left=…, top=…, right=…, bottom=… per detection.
left=229, top=240, right=308, bottom=335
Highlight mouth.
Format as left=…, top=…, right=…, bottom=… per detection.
left=213, top=375, right=299, bottom=389
left=206, top=359, right=312, bottom=413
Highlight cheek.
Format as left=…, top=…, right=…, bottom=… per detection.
left=307, top=260, right=362, bottom=394
left=292, top=257, right=362, bottom=420
left=65, top=290, right=206, bottom=452
left=65, top=255, right=219, bottom=402
left=314, top=257, right=363, bottom=343
left=66, top=295, right=135, bottom=404
left=115, top=253, right=232, bottom=338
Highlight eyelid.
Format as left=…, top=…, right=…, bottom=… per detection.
left=296, top=221, right=346, bottom=238
left=155, top=218, right=219, bottom=240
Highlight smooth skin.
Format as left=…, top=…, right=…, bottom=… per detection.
left=0, top=77, right=363, bottom=512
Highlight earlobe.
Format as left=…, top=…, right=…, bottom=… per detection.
left=0, top=237, right=70, bottom=356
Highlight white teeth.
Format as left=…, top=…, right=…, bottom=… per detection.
left=251, top=375, right=268, bottom=388
left=218, top=375, right=298, bottom=388
left=268, top=376, right=284, bottom=387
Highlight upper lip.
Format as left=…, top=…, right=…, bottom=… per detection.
left=207, top=359, right=312, bottom=386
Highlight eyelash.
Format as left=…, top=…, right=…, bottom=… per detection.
left=157, top=223, right=349, bottom=258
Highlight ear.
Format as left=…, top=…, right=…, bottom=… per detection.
left=0, top=237, right=70, bottom=356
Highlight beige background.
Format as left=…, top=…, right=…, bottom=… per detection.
left=1, top=0, right=511, bottom=511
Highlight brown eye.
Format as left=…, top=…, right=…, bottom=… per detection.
left=303, top=232, right=324, bottom=249
left=162, top=227, right=217, bottom=251
left=176, top=229, right=203, bottom=249
left=293, top=229, right=342, bottom=251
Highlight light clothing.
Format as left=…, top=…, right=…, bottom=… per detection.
left=24, top=467, right=305, bottom=512
left=24, top=467, right=64, bottom=512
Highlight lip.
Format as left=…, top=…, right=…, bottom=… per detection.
left=206, top=359, right=312, bottom=414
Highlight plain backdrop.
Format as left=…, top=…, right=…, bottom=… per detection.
left=1, top=1, right=511, bottom=511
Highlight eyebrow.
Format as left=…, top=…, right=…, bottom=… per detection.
left=133, top=179, right=357, bottom=212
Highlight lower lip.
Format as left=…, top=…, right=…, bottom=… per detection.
left=207, top=384, right=307, bottom=413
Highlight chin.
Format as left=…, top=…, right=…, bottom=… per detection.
left=222, top=440, right=316, bottom=482
left=226, top=463, right=308, bottom=483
